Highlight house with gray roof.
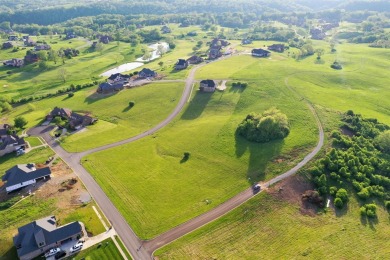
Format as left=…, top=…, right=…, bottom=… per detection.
left=199, top=79, right=216, bottom=92
left=97, top=82, right=125, bottom=94
left=138, top=68, right=157, bottom=78
left=0, top=124, right=11, bottom=138
left=0, top=134, right=25, bottom=157
left=13, top=215, right=83, bottom=260
left=2, top=164, right=51, bottom=193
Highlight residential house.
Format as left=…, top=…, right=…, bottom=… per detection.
left=241, top=39, right=252, bottom=45
left=267, top=44, right=285, bottom=52
left=2, top=42, right=14, bottom=49
left=47, top=107, right=97, bottom=130
left=251, top=48, right=271, bottom=57
left=68, top=112, right=97, bottom=130
left=2, top=164, right=51, bottom=193
left=209, top=46, right=222, bottom=59
left=24, top=53, right=39, bottom=63
left=0, top=134, right=26, bottom=157
left=3, top=58, right=24, bottom=67
left=175, top=59, right=188, bottom=70
left=24, top=36, right=36, bottom=47
left=0, top=124, right=11, bottom=137
left=210, top=38, right=230, bottom=48
left=34, top=44, right=51, bottom=51
left=310, top=28, right=326, bottom=40
left=13, top=215, right=83, bottom=260
left=138, top=68, right=157, bottom=78
left=187, top=55, right=203, bottom=64
left=107, top=73, right=131, bottom=84
left=65, top=32, right=77, bottom=39
left=98, top=35, right=113, bottom=44
left=199, top=79, right=216, bottom=92
left=187, top=31, right=197, bottom=36
left=161, top=25, right=171, bottom=34
left=97, top=82, right=124, bottom=94
left=8, top=35, right=18, bottom=41
left=91, top=41, right=98, bottom=48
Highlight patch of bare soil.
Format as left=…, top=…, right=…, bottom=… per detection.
left=267, top=175, right=319, bottom=217
left=34, top=161, right=87, bottom=209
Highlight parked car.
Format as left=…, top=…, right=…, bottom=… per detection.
left=16, top=149, right=25, bottom=156
left=54, top=250, right=66, bottom=259
left=252, top=184, right=261, bottom=193
left=44, top=247, right=60, bottom=257
left=70, top=242, right=83, bottom=253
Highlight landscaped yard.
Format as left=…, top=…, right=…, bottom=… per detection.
left=25, top=136, right=42, bottom=147
left=68, top=238, right=124, bottom=260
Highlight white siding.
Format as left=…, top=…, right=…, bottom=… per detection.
left=6, top=179, right=36, bottom=193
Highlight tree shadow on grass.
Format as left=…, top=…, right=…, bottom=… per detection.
left=181, top=90, right=213, bottom=120
left=84, top=91, right=117, bottom=104
left=235, top=132, right=284, bottom=183
left=1, top=246, right=18, bottom=260
left=360, top=215, right=378, bottom=231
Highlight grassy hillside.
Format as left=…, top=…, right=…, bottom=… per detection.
left=83, top=54, right=319, bottom=238
left=155, top=188, right=390, bottom=259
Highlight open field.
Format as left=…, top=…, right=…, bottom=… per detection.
left=2, top=81, right=184, bottom=152
left=0, top=147, right=105, bottom=258
left=68, top=238, right=124, bottom=260
left=155, top=177, right=390, bottom=259
left=83, top=53, right=319, bottom=238
left=0, top=37, right=143, bottom=100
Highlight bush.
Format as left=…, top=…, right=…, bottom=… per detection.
left=129, top=101, right=135, bottom=107
left=336, top=188, right=348, bottom=203
left=385, top=201, right=390, bottom=210
left=331, top=61, right=342, bottom=70
left=68, top=92, right=74, bottom=98
left=237, top=108, right=289, bottom=143
left=14, top=116, right=28, bottom=129
left=334, top=197, right=344, bottom=208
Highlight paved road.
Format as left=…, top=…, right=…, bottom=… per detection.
left=28, top=61, right=207, bottom=260
left=144, top=91, right=324, bottom=254
left=28, top=53, right=324, bottom=259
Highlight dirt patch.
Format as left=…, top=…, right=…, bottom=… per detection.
left=340, top=126, right=354, bottom=137
left=267, top=175, right=319, bottom=216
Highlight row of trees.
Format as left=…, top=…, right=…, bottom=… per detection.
left=310, top=111, right=390, bottom=216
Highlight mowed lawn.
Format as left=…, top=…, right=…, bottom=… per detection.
left=83, top=54, right=319, bottom=239
left=155, top=191, right=390, bottom=259
left=69, top=238, right=124, bottom=260
left=3, top=82, right=184, bottom=152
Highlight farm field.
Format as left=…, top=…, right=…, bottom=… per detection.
left=155, top=177, right=390, bottom=259
left=3, top=81, right=184, bottom=152
left=83, top=53, right=319, bottom=239
left=69, top=238, right=124, bottom=260
left=0, top=146, right=106, bottom=258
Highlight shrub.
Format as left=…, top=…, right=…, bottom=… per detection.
left=331, top=61, right=342, bottom=70
left=68, top=92, right=74, bottom=98
left=336, top=188, right=348, bottom=203
left=334, top=197, right=344, bottom=208
left=385, top=201, right=390, bottom=210
left=14, top=116, right=28, bottom=129
left=129, top=101, right=135, bottom=107
left=357, top=187, right=370, bottom=200
left=237, top=108, right=289, bottom=143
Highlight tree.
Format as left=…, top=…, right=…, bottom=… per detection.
left=37, top=50, right=48, bottom=61
left=95, top=42, right=104, bottom=53
left=48, top=49, right=58, bottom=64
left=334, top=197, right=343, bottom=208
left=158, top=61, right=164, bottom=67
left=129, top=101, right=135, bottom=108
left=58, top=68, right=68, bottom=83
left=315, top=48, right=324, bottom=60
left=142, top=49, right=152, bottom=61
left=0, top=101, right=12, bottom=112
left=14, top=116, right=28, bottom=129
left=156, top=44, right=166, bottom=57
left=38, top=60, right=49, bottom=70
left=376, top=130, right=390, bottom=153
left=336, top=188, right=348, bottom=203
left=27, top=103, right=36, bottom=111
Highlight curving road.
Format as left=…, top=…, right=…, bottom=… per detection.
left=28, top=54, right=324, bottom=259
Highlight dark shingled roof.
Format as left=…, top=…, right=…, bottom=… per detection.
left=200, top=79, right=216, bottom=88
left=252, top=48, right=271, bottom=55
left=108, top=73, right=130, bottom=81
left=2, top=164, right=51, bottom=188
left=0, top=135, right=25, bottom=151
left=176, top=59, right=187, bottom=66
left=13, top=216, right=82, bottom=259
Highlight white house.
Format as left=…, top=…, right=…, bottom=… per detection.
left=2, top=164, right=51, bottom=193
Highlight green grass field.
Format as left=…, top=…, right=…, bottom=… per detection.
left=3, top=81, right=184, bottom=152
left=83, top=52, right=319, bottom=239
left=67, top=238, right=124, bottom=260
left=155, top=190, right=390, bottom=259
